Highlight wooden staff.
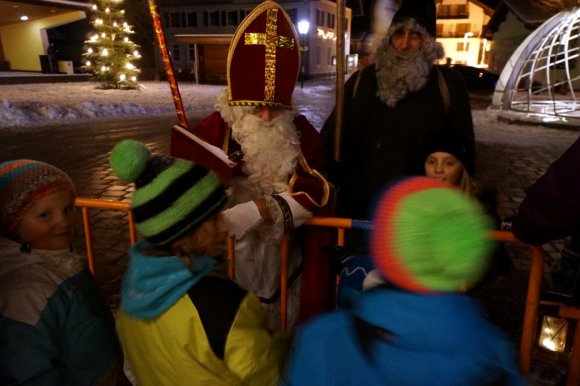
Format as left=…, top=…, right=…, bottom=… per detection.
left=334, top=0, right=346, bottom=162
left=148, top=0, right=190, bottom=129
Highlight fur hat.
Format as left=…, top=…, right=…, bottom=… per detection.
left=391, top=0, right=437, bottom=38
left=370, top=177, right=493, bottom=293
left=0, top=160, right=76, bottom=235
left=110, top=140, right=227, bottom=247
left=423, top=130, right=474, bottom=176
left=227, top=0, right=300, bottom=109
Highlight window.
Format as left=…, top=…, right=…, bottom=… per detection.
left=172, top=45, right=181, bottom=61
left=436, top=23, right=444, bottom=37
left=456, top=4, right=467, bottom=16
left=456, top=23, right=470, bottom=34
left=187, top=12, right=197, bottom=28
left=327, top=13, right=335, bottom=29
left=327, top=47, right=332, bottom=65
left=438, top=5, right=450, bottom=17
left=204, top=11, right=220, bottom=27
left=163, top=13, right=170, bottom=27
left=456, top=42, right=469, bottom=51
left=227, top=10, right=238, bottom=26
left=316, top=9, right=324, bottom=27
left=170, top=12, right=181, bottom=28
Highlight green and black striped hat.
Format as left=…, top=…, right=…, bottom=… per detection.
left=110, top=140, right=227, bottom=247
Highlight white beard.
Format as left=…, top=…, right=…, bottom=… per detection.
left=215, top=91, right=300, bottom=197
left=374, top=20, right=445, bottom=107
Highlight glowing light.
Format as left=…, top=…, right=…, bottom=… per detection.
left=95, top=18, right=103, bottom=25
left=105, top=7, right=110, bottom=12
left=102, top=48, right=109, bottom=56
left=86, top=61, right=91, bottom=66
left=131, top=76, right=136, bottom=81
left=101, top=32, right=106, bottom=38
left=20, top=15, right=28, bottom=21
left=119, top=74, right=126, bottom=81
left=538, top=316, right=568, bottom=353
left=92, top=4, right=97, bottom=10
left=317, top=29, right=335, bottom=40
left=133, top=50, right=140, bottom=57
left=113, top=22, right=118, bottom=27
left=87, top=48, right=93, bottom=53
left=125, top=63, right=134, bottom=69
left=101, top=66, right=107, bottom=72
left=124, top=37, right=129, bottom=42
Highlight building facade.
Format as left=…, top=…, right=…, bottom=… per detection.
left=159, top=0, right=352, bottom=83
left=435, top=0, right=493, bottom=67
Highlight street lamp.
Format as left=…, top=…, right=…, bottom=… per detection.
left=297, top=20, right=310, bottom=89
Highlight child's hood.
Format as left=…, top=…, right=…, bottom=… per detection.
left=0, top=236, right=84, bottom=278
left=120, top=240, right=214, bottom=319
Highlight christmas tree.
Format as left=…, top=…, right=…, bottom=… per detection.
left=83, top=0, right=141, bottom=89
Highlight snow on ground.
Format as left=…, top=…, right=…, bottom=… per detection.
left=0, top=78, right=337, bottom=131
left=0, top=77, right=577, bottom=147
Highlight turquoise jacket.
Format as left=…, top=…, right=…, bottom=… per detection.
left=0, top=237, right=122, bottom=385
left=117, top=240, right=288, bottom=386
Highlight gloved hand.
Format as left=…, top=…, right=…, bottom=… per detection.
left=222, top=201, right=263, bottom=240
left=277, top=191, right=312, bottom=228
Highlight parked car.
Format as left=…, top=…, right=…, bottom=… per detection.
left=451, top=64, right=500, bottom=89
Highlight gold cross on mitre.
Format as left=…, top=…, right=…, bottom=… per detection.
left=244, top=8, right=295, bottom=102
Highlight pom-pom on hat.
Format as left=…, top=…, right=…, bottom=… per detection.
left=391, top=0, right=437, bottom=38
left=110, top=140, right=228, bottom=247
left=227, top=0, right=300, bottom=109
left=370, top=177, right=493, bottom=293
left=0, top=160, right=76, bottom=235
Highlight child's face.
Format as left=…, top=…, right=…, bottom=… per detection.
left=15, top=190, right=76, bottom=250
left=424, top=152, right=463, bottom=186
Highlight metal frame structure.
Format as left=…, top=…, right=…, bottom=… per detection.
left=492, top=7, right=580, bottom=126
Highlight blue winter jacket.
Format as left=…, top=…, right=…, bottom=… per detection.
left=282, top=287, right=525, bottom=386
left=0, top=236, right=122, bottom=385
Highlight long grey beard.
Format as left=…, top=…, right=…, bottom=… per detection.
left=375, top=47, right=432, bottom=107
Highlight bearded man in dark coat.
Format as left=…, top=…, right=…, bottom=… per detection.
left=322, top=0, right=475, bottom=231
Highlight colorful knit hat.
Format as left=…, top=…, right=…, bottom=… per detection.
left=110, top=140, right=227, bottom=247
left=227, top=0, right=300, bottom=109
left=0, top=160, right=76, bottom=235
left=370, top=177, right=493, bottom=293
left=391, top=0, right=437, bottom=38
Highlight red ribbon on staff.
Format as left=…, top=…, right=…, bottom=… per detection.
left=148, top=0, right=189, bottom=129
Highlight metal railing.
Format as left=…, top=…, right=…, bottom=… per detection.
left=74, top=197, right=576, bottom=380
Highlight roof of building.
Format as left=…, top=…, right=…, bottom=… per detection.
left=484, top=0, right=555, bottom=37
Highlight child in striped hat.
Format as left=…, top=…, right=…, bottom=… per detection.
left=110, top=140, right=287, bottom=386
left=0, top=160, right=127, bottom=385
left=282, top=177, right=525, bottom=386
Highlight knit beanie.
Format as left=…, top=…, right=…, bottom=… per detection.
left=370, top=176, right=493, bottom=293
left=110, top=140, right=227, bottom=247
left=0, top=160, right=76, bottom=235
left=423, top=130, right=474, bottom=176
left=391, top=0, right=437, bottom=38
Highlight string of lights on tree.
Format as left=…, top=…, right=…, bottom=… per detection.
left=82, top=0, right=141, bottom=89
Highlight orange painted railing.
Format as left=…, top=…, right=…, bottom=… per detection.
left=74, top=198, right=575, bottom=380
